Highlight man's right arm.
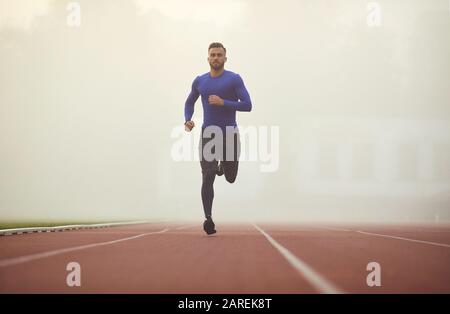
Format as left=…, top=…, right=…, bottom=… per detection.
left=184, top=76, right=200, bottom=123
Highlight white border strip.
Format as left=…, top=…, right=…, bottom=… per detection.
left=0, top=220, right=160, bottom=236
left=252, top=223, right=344, bottom=294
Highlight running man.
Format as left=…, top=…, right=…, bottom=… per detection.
left=184, top=42, right=252, bottom=235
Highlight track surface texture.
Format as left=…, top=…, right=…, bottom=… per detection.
left=1, top=222, right=449, bottom=293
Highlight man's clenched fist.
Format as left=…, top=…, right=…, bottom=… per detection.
left=185, top=120, right=195, bottom=132
left=208, top=95, right=224, bottom=106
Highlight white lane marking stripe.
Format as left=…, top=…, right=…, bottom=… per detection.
left=316, top=226, right=352, bottom=232
left=252, top=223, right=344, bottom=294
left=0, top=228, right=170, bottom=267
left=356, top=230, right=450, bottom=248
left=317, top=226, right=450, bottom=248
left=174, top=224, right=197, bottom=230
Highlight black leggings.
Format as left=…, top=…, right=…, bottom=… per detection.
left=199, top=127, right=241, bottom=218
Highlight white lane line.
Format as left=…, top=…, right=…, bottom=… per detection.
left=315, top=226, right=352, bottom=232
left=356, top=230, right=450, bottom=248
left=317, top=225, right=450, bottom=248
left=252, top=223, right=344, bottom=294
left=174, top=224, right=197, bottom=230
left=0, top=228, right=170, bottom=268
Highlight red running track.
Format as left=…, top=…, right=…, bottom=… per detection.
left=0, top=222, right=449, bottom=293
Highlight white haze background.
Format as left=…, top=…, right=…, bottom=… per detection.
left=0, top=0, right=449, bottom=224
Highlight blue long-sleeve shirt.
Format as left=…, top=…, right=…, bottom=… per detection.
left=184, top=70, right=252, bottom=129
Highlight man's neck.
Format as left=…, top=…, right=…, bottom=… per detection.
left=210, top=68, right=225, bottom=78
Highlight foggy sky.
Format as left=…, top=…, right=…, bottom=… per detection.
left=1, top=0, right=449, bottom=223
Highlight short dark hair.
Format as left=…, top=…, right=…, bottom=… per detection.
left=208, top=42, right=226, bottom=54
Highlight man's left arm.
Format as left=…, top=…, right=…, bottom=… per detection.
left=222, top=74, right=252, bottom=112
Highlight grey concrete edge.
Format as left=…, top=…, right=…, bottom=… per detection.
left=0, top=220, right=171, bottom=236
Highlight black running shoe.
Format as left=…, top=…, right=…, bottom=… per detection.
left=216, top=162, right=224, bottom=176
left=203, top=216, right=217, bottom=235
